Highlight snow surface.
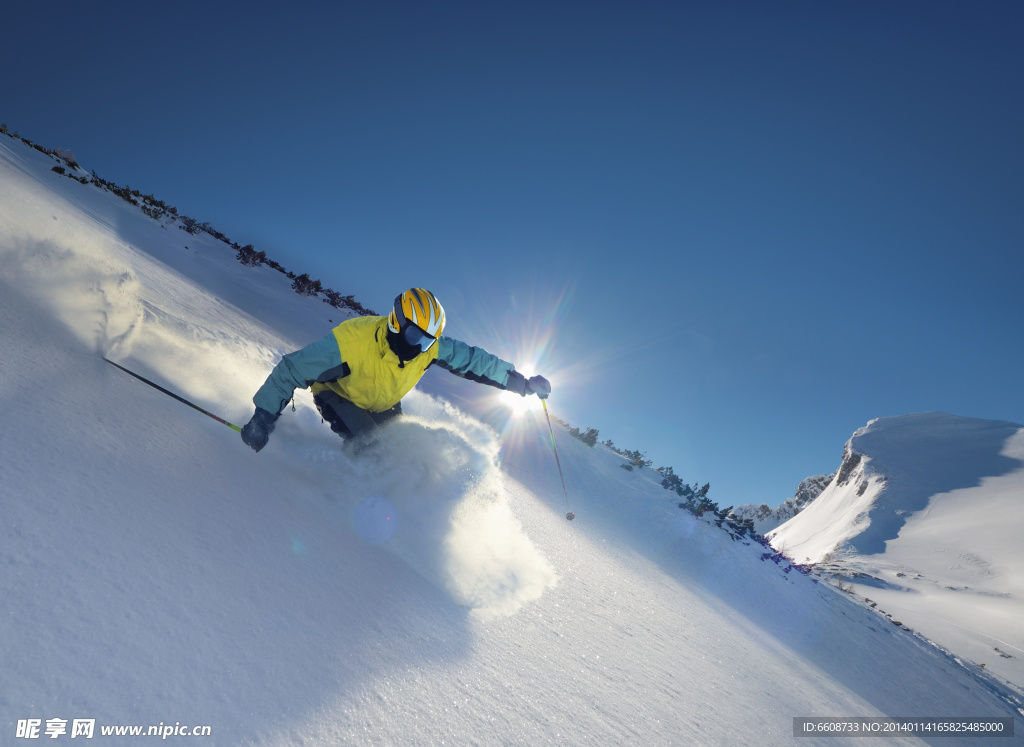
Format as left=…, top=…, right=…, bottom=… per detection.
left=2, top=136, right=1022, bottom=744
left=769, top=413, right=1024, bottom=692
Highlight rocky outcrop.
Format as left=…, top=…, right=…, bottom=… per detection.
left=731, top=472, right=835, bottom=534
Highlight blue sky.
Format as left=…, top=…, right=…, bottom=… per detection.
left=4, top=1, right=1022, bottom=508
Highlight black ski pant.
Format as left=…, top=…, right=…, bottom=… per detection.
left=312, top=389, right=402, bottom=438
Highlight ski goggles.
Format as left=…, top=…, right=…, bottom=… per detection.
left=402, top=323, right=437, bottom=352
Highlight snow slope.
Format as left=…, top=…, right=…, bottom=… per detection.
left=769, top=413, right=1024, bottom=691
left=2, top=135, right=1022, bottom=744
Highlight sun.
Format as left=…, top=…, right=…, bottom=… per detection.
left=499, top=389, right=537, bottom=417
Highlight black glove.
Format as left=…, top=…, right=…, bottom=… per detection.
left=241, top=407, right=278, bottom=453
left=525, top=375, right=551, bottom=399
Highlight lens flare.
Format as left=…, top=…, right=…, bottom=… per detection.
left=499, top=389, right=537, bottom=417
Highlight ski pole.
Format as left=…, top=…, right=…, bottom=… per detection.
left=103, top=358, right=242, bottom=433
left=541, top=398, right=575, bottom=521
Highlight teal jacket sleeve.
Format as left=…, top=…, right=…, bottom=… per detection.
left=434, top=336, right=517, bottom=390
left=253, top=332, right=347, bottom=415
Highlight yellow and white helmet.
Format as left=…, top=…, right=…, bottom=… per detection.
left=388, top=288, right=446, bottom=350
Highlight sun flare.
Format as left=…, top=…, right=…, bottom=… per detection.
left=499, top=389, right=537, bottom=417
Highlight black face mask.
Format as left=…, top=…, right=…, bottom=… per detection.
left=386, top=328, right=422, bottom=363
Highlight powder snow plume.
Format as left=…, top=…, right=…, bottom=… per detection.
left=281, top=391, right=558, bottom=619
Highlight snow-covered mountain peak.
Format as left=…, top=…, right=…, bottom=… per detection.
left=849, top=411, right=1022, bottom=488
left=770, top=412, right=1023, bottom=562
left=769, top=411, right=1024, bottom=688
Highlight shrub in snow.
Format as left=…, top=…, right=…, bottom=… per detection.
left=53, top=147, right=78, bottom=169
left=291, top=273, right=322, bottom=297
left=236, top=245, right=266, bottom=267
left=567, top=426, right=599, bottom=447
left=180, top=216, right=201, bottom=235
left=603, top=439, right=652, bottom=467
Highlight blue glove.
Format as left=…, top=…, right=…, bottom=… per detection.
left=506, top=372, right=552, bottom=399
left=525, top=375, right=551, bottom=399
left=241, top=407, right=278, bottom=452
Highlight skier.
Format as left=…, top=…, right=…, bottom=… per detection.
left=240, top=288, right=552, bottom=452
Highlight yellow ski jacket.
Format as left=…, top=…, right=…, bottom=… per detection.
left=253, top=315, right=521, bottom=416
